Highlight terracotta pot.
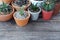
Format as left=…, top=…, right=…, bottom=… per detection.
left=0, top=7, right=14, bottom=21
left=12, top=0, right=31, bottom=11
left=13, top=11, right=30, bottom=27
left=42, top=9, right=53, bottom=20
left=0, top=0, right=13, bottom=4
left=54, top=3, right=60, bottom=15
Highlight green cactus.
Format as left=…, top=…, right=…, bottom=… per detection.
left=0, top=2, right=12, bottom=14
left=42, top=0, right=55, bottom=11
left=29, top=3, right=39, bottom=12
left=19, top=6, right=24, bottom=16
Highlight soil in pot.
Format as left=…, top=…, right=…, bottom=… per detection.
left=13, top=0, right=29, bottom=7
left=13, top=11, right=30, bottom=27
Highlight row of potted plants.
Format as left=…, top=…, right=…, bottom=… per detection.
left=30, top=0, right=60, bottom=15
left=0, top=0, right=60, bottom=27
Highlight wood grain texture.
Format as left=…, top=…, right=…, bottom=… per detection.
left=0, top=13, right=60, bottom=40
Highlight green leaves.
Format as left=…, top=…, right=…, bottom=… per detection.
left=0, top=2, right=12, bottom=14
left=19, top=7, right=24, bottom=16
left=2, top=2, right=7, bottom=8
left=42, top=0, right=55, bottom=11
left=30, top=3, right=39, bottom=12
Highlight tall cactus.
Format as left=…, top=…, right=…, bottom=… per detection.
left=42, top=0, right=55, bottom=11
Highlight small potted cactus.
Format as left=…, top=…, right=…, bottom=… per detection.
left=42, top=0, right=55, bottom=20
left=0, top=2, right=14, bottom=21
left=13, top=7, right=30, bottom=27
left=28, top=3, right=41, bottom=21
left=12, top=0, right=31, bottom=10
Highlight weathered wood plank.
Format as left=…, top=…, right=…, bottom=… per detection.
left=0, top=13, right=60, bottom=40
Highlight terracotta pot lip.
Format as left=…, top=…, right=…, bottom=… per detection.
left=12, top=3, right=20, bottom=9
left=0, top=6, right=14, bottom=16
left=13, top=11, right=30, bottom=20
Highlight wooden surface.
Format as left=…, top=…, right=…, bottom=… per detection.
left=0, top=13, right=60, bottom=40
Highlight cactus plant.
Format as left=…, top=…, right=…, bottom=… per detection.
left=0, top=2, right=14, bottom=21
left=19, top=7, right=28, bottom=18
left=29, top=3, right=40, bottom=12
left=13, top=6, right=30, bottom=27
left=0, top=2, right=12, bottom=15
left=42, top=0, right=55, bottom=11
left=28, top=3, right=41, bottom=20
left=42, top=0, right=55, bottom=20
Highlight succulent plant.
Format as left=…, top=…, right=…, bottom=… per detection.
left=0, top=2, right=12, bottom=15
left=42, top=0, right=55, bottom=11
left=29, top=3, right=40, bottom=12
left=19, top=6, right=27, bottom=18
left=19, top=7, right=24, bottom=16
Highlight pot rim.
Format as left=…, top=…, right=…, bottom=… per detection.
left=42, top=9, right=53, bottom=12
left=28, top=7, right=41, bottom=14
left=13, top=11, right=30, bottom=20
left=12, top=0, right=31, bottom=8
left=0, top=6, right=14, bottom=16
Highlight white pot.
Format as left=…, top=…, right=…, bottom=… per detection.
left=30, top=0, right=43, bottom=7
left=28, top=8, right=41, bottom=20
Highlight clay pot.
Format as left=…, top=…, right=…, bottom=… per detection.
left=54, top=3, right=60, bottom=15
left=13, top=11, right=30, bottom=27
left=0, top=0, right=13, bottom=4
left=12, top=0, right=31, bottom=11
left=0, top=7, right=14, bottom=21
left=42, top=9, right=53, bottom=20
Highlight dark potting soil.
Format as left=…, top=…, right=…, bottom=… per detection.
left=14, top=0, right=29, bottom=7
